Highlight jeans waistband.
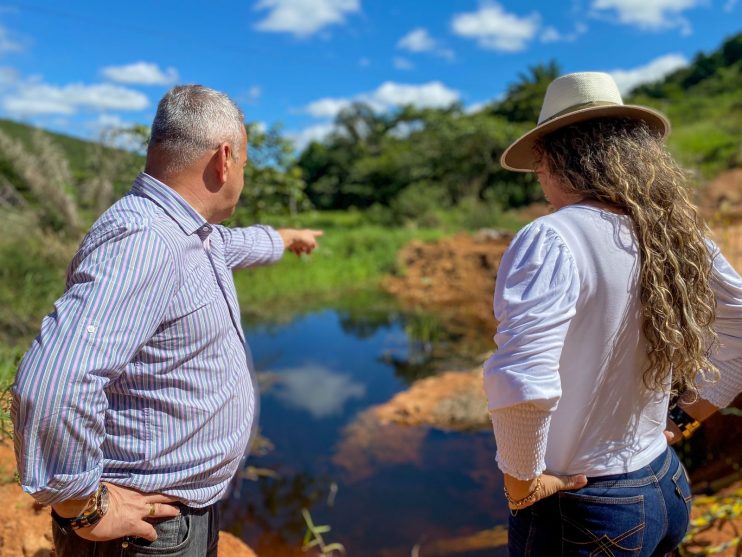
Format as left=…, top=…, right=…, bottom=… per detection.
left=585, top=447, right=674, bottom=489
left=174, top=501, right=217, bottom=516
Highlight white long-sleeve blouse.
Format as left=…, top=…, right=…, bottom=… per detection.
left=483, top=204, right=742, bottom=480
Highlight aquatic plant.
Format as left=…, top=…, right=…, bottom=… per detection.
left=301, top=508, right=345, bottom=557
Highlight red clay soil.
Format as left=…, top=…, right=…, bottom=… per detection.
left=0, top=442, right=257, bottom=557
left=382, top=230, right=513, bottom=353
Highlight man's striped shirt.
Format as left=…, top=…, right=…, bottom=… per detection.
left=12, top=172, right=284, bottom=507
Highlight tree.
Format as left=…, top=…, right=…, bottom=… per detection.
left=238, top=123, right=311, bottom=221
left=491, top=60, right=560, bottom=123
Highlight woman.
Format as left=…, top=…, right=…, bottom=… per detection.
left=483, top=72, right=742, bottom=556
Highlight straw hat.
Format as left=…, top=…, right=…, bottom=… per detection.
left=500, top=72, right=670, bottom=172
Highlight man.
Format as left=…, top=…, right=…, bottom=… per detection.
left=12, top=85, right=322, bottom=556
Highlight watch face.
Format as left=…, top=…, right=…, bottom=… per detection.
left=99, top=485, right=110, bottom=516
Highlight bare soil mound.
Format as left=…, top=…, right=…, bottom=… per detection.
left=701, top=167, right=742, bottom=217
left=383, top=230, right=512, bottom=352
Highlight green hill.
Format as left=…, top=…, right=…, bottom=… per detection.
left=628, top=32, right=742, bottom=177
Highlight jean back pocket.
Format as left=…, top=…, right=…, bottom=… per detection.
left=558, top=491, right=645, bottom=556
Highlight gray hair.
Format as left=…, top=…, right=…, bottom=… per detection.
left=149, top=85, right=245, bottom=174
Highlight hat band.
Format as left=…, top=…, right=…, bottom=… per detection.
left=539, top=100, right=620, bottom=125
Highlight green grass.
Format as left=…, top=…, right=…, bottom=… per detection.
left=233, top=207, right=527, bottom=321
left=234, top=221, right=444, bottom=320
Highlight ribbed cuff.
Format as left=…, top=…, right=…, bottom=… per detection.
left=490, top=403, right=551, bottom=480
left=699, top=357, right=742, bottom=408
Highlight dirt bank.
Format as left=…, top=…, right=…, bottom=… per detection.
left=382, top=230, right=513, bottom=354
left=0, top=442, right=257, bottom=557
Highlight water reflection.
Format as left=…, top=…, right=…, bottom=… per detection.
left=220, top=308, right=507, bottom=557
left=224, top=302, right=739, bottom=556
left=268, top=364, right=367, bottom=419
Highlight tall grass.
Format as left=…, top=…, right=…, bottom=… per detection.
left=0, top=129, right=80, bottom=235
left=0, top=210, right=73, bottom=345
left=234, top=216, right=444, bottom=320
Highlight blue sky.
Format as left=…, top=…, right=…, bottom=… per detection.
left=0, top=0, right=739, bottom=149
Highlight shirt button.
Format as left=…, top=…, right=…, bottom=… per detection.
left=87, top=325, right=96, bottom=333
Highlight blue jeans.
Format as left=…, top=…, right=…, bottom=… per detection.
left=509, top=447, right=692, bottom=556
left=52, top=503, right=220, bottom=557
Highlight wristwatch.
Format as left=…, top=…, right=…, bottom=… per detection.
left=668, top=402, right=701, bottom=440
left=53, top=483, right=110, bottom=530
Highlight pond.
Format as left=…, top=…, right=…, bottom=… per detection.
left=219, top=307, right=510, bottom=557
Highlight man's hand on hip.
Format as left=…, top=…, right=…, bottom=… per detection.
left=73, top=483, right=181, bottom=542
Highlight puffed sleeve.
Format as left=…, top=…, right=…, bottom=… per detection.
left=699, top=240, right=742, bottom=408
left=483, top=222, right=579, bottom=479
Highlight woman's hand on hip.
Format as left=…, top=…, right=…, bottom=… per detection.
left=504, top=473, right=587, bottom=511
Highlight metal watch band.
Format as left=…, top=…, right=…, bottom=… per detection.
left=53, top=484, right=109, bottom=530
left=668, top=403, right=701, bottom=440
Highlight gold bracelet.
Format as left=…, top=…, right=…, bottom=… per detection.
left=504, top=477, right=543, bottom=507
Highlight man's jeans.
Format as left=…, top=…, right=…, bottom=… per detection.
left=509, top=447, right=692, bottom=557
left=52, top=503, right=220, bottom=557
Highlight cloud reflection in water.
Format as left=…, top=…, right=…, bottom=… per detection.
left=268, top=364, right=366, bottom=419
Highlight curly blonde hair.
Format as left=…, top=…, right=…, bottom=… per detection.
left=535, top=117, right=718, bottom=396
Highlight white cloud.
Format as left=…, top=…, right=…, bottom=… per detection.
left=305, top=97, right=352, bottom=118
left=0, top=25, right=23, bottom=56
left=4, top=82, right=149, bottom=116
left=255, top=0, right=360, bottom=37
left=591, top=0, right=703, bottom=32
left=465, top=100, right=490, bottom=114
left=269, top=365, right=366, bottom=418
left=92, top=113, right=126, bottom=128
left=288, top=122, right=336, bottom=150
left=101, top=62, right=178, bottom=85
left=393, top=57, right=414, bottom=71
left=371, top=81, right=459, bottom=109
left=303, top=81, right=460, bottom=119
left=609, top=53, right=688, bottom=94
left=398, top=28, right=436, bottom=52
left=398, top=27, right=455, bottom=60
left=244, top=85, right=262, bottom=104
left=451, top=2, right=540, bottom=52
left=295, top=81, right=459, bottom=150
left=251, top=121, right=268, bottom=134
left=540, top=22, right=588, bottom=43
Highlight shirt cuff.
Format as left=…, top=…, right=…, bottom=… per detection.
left=22, top=466, right=101, bottom=506
left=490, top=403, right=551, bottom=480
left=257, top=225, right=285, bottom=263
left=699, top=357, right=742, bottom=408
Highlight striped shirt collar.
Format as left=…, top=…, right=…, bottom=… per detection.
left=132, top=172, right=211, bottom=236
